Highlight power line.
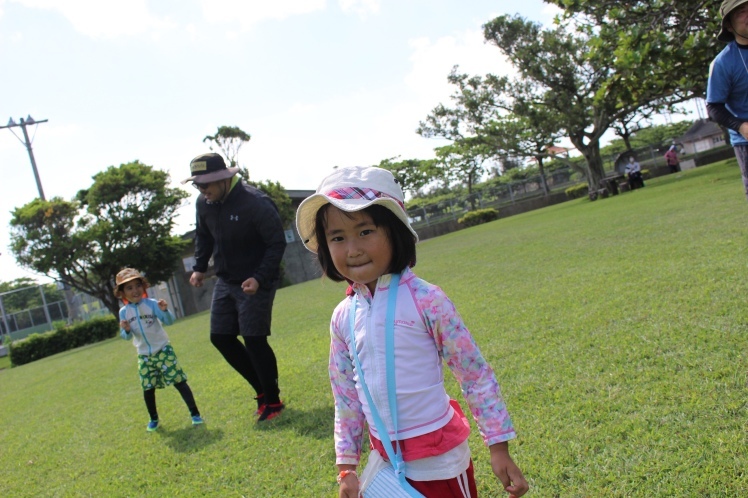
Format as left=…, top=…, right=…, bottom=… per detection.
left=0, top=116, right=48, bottom=200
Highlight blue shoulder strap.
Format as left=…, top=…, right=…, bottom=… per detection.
left=348, top=273, right=421, bottom=496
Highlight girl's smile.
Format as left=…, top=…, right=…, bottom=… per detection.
left=324, top=206, right=393, bottom=295
left=122, top=280, right=145, bottom=304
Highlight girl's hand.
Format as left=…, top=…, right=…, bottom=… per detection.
left=157, top=299, right=168, bottom=311
left=490, top=442, right=528, bottom=498
left=338, top=474, right=358, bottom=498
left=120, top=320, right=130, bottom=332
left=337, top=467, right=359, bottom=498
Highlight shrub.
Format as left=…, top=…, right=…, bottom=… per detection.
left=457, top=208, right=499, bottom=228
left=9, top=315, right=118, bottom=366
left=565, top=183, right=589, bottom=199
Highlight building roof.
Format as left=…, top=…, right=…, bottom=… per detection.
left=678, top=119, right=723, bottom=142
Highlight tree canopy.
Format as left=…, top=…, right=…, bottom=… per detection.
left=9, top=160, right=189, bottom=318
left=418, top=3, right=720, bottom=194
left=203, top=125, right=252, bottom=169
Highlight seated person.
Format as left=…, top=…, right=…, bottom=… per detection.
left=625, top=156, right=645, bottom=190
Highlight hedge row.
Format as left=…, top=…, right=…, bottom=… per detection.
left=9, top=316, right=118, bottom=366
left=458, top=208, right=500, bottom=227
left=565, top=183, right=589, bottom=199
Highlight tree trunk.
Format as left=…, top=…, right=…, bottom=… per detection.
left=570, top=136, right=606, bottom=191
left=622, top=134, right=633, bottom=152
left=537, top=157, right=550, bottom=196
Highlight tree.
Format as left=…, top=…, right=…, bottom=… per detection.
left=203, top=125, right=252, bottom=171
left=434, top=139, right=493, bottom=209
left=247, top=179, right=294, bottom=229
left=376, top=157, right=440, bottom=196
left=545, top=0, right=718, bottom=99
left=419, top=68, right=564, bottom=196
left=9, top=161, right=189, bottom=319
left=480, top=12, right=708, bottom=190
left=601, top=120, right=694, bottom=157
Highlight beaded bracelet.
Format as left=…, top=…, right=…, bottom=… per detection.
left=336, top=469, right=358, bottom=484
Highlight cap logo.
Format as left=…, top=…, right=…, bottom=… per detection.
left=191, top=161, right=208, bottom=173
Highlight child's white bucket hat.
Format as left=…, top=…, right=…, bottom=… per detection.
left=295, top=166, right=419, bottom=254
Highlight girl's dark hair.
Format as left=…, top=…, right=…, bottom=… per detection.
left=314, top=204, right=417, bottom=282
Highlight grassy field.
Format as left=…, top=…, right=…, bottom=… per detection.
left=1, top=160, right=747, bottom=497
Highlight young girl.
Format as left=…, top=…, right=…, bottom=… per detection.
left=296, top=166, right=528, bottom=498
left=115, top=268, right=204, bottom=432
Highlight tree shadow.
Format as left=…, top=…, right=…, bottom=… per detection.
left=156, top=424, right=224, bottom=453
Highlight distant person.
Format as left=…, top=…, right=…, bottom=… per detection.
left=625, top=156, right=645, bottom=190
left=664, top=145, right=681, bottom=173
left=707, top=0, right=748, bottom=199
left=296, top=166, right=528, bottom=498
left=183, top=153, right=287, bottom=422
left=115, top=268, right=203, bottom=432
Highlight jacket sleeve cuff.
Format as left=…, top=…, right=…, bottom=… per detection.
left=335, top=456, right=360, bottom=466
left=484, top=431, right=517, bottom=447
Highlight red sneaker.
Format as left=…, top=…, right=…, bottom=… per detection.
left=254, top=394, right=266, bottom=417
left=257, top=402, right=285, bottom=422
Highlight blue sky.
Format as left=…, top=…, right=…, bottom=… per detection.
left=0, top=0, right=635, bottom=284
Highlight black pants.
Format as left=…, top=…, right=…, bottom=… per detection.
left=144, top=381, right=200, bottom=420
left=210, top=335, right=280, bottom=404
left=628, top=172, right=644, bottom=190
left=209, top=279, right=281, bottom=404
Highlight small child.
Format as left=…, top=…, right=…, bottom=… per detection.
left=296, top=166, right=528, bottom=498
left=115, top=268, right=203, bottom=432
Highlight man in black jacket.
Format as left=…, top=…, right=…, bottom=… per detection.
left=183, top=152, right=287, bottom=421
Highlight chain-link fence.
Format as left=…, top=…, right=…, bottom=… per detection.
left=0, top=285, right=109, bottom=344
left=407, top=166, right=577, bottom=228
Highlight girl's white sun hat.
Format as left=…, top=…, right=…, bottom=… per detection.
left=295, top=166, right=419, bottom=254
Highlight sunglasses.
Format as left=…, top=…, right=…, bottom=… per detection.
left=192, top=182, right=210, bottom=190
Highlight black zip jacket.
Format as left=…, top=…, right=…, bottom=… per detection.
left=193, top=181, right=287, bottom=288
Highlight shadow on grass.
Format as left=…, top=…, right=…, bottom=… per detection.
left=157, top=425, right=225, bottom=453
left=255, top=405, right=335, bottom=440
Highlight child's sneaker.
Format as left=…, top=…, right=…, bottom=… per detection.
left=146, top=419, right=159, bottom=432
left=257, top=402, right=285, bottom=422
left=191, top=415, right=204, bottom=426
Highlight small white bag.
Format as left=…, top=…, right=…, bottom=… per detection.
left=360, top=449, right=417, bottom=497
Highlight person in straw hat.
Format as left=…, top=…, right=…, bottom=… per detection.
left=182, top=152, right=287, bottom=422
left=707, top=0, right=748, bottom=199
left=115, top=268, right=203, bottom=431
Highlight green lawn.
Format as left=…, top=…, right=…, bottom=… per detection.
left=1, top=160, right=747, bottom=497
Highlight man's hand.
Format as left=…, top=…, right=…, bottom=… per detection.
left=190, top=271, right=205, bottom=288
left=241, top=277, right=259, bottom=295
left=739, top=122, right=748, bottom=141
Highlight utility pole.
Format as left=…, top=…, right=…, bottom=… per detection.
left=0, top=115, right=48, bottom=200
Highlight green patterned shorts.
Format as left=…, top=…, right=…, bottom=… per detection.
left=137, top=344, right=187, bottom=390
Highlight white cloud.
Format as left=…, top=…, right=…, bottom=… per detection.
left=11, top=0, right=173, bottom=38
left=404, top=27, right=515, bottom=111
left=338, top=0, right=380, bottom=18
left=200, top=0, right=326, bottom=30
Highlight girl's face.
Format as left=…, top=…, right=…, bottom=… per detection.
left=324, top=206, right=393, bottom=295
left=122, top=279, right=145, bottom=304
